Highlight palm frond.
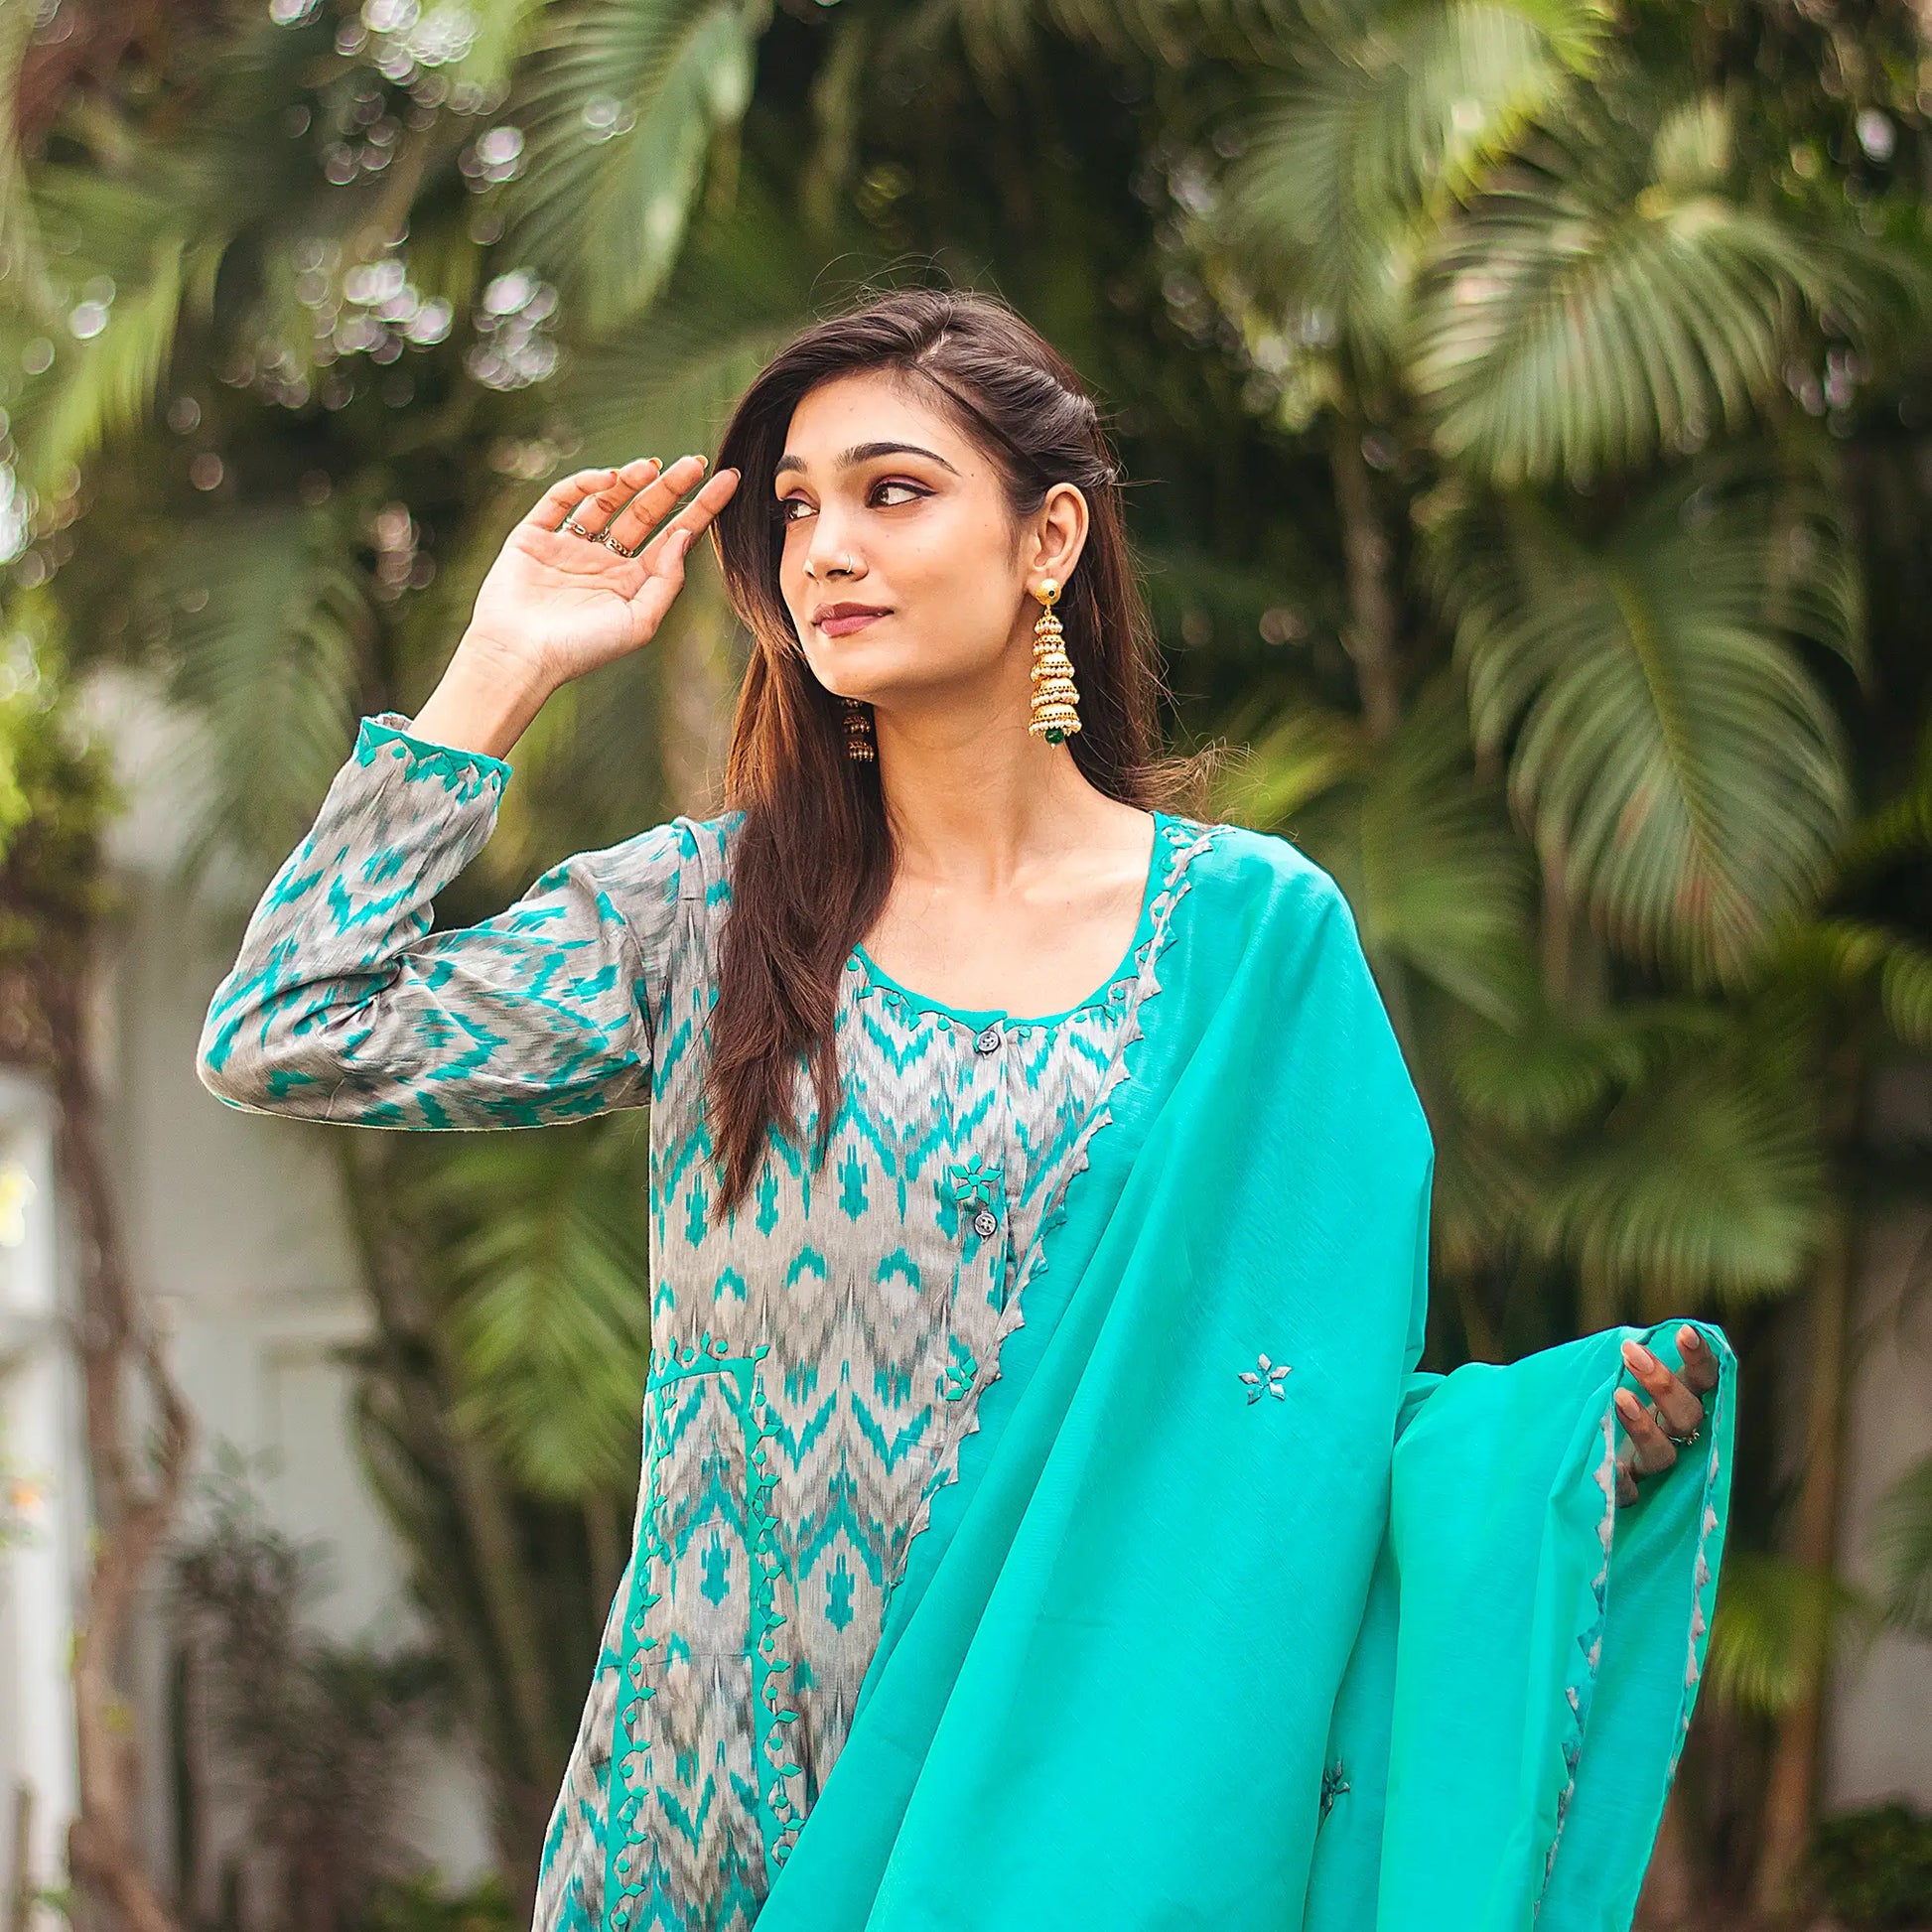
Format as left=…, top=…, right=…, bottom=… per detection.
left=1217, top=678, right=1535, bottom=1018
left=1427, top=477, right=1854, bottom=987
left=1703, top=1549, right=1887, bottom=1716
left=1204, top=0, right=1609, bottom=351
left=506, top=0, right=770, bottom=334
left=1773, top=917, right=1932, bottom=1052
left=552, top=166, right=846, bottom=457
left=1868, top=1450, right=1932, bottom=1638
left=426, top=1125, right=654, bottom=1501
left=449, top=0, right=562, bottom=94
left=1210, top=697, right=1369, bottom=830
left=150, top=505, right=376, bottom=892
left=1449, top=997, right=1727, bottom=1135
left=1353, top=671, right=1535, bottom=1016
left=10, top=233, right=189, bottom=497
left=1527, top=1037, right=1828, bottom=1319
left=1408, top=93, right=1927, bottom=483
left=1842, top=711, right=1932, bottom=874
left=1425, top=1083, right=1554, bottom=1277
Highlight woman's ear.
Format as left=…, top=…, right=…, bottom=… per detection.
left=1028, top=483, right=1089, bottom=586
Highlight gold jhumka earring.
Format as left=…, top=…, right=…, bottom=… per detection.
left=1029, top=578, right=1081, bottom=745
left=843, top=695, right=877, bottom=763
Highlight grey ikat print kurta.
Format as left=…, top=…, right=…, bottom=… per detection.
left=198, top=710, right=1226, bottom=1932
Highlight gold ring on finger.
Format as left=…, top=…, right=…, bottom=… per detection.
left=599, top=531, right=642, bottom=558
left=563, top=517, right=597, bottom=538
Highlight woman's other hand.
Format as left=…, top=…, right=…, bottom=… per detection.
left=413, top=453, right=741, bottom=759
left=1612, top=1325, right=1719, bottom=1506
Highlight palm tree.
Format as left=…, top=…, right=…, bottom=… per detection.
left=8, top=0, right=1932, bottom=1921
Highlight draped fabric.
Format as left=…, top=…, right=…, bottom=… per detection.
left=200, top=712, right=1734, bottom=1932
left=754, top=824, right=1735, bottom=1932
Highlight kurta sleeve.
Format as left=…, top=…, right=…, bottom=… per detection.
left=196, top=710, right=685, bottom=1130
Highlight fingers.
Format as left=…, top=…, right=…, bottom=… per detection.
left=634, top=465, right=740, bottom=564
left=1675, top=1323, right=1721, bottom=1396
left=1613, top=1384, right=1679, bottom=1486
left=617, top=469, right=740, bottom=628
left=531, top=460, right=660, bottom=538
left=1620, top=1334, right=1708, bottom=1441
left=600, top=453, right=728, bottom=554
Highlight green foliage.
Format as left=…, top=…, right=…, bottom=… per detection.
left=509, top=0, right=770, bottom=332
left=1869, top=1450, right=1932, bottom=1638
left=1408, top=93, right=1925, bottom=484
left=403, top=1118, right=655, bottom=1500
left=1211, top=0, right=1611, bottom=354
left=1701, top=1547, right=1887, bottom=1718
left=0, top=637, right=120, bottom=974
left=10, top=0, right=1932, bottom=1903
left=173, top=1452, right=447, bottom=1931
left=359, top=1871, right=519, bottom=1932
left=1424, top=472, right=1856, bottom=986
left=1808, top=1802, right=1932, bottom=1928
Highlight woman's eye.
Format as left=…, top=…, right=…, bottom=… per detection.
left=776, top=480, right=925, bottom=523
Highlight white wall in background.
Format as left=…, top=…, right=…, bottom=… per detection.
left=79, top=667, right=495, bottom=1912
left=1824, top=1059, right=1932, bottom=1813
left=0, top=1071, right=81, bottom=1932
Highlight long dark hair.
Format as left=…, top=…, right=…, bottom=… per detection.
left=703, top=284, right=1212, bottom=1222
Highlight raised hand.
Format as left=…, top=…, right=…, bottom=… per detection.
left=463, top=452, right=743, bottom=695
left=1613, top=1325, right=1719, bottom=1506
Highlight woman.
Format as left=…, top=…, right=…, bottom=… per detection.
left=198, top=287, right=1731, bottom=1932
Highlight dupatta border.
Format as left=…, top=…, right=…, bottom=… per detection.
left=1537, top=1406, right=1619, bottom=1914
left=882, top=815, right=1229, bottom=1594
left=1533, top=1316, right=1734, bottom=1919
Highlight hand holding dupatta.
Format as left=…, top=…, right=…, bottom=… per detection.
left=1615, top=1325, right=1721, bottom=1507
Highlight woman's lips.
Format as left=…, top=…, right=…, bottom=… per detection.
left=816, top=609, right=890, bottom=638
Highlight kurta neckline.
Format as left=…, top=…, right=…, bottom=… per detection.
left=845, top=809, right=1177, bottom=1029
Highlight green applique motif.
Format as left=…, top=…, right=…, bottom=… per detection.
left=945, top=1158, right=1000, bottom=1213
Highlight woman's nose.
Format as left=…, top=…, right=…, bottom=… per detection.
left=802, top=509, right=864, bottom=579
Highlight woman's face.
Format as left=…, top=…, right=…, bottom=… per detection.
left=772, top=368, right=1085, bottom=712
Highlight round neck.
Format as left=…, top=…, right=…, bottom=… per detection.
left=849, top=811, right=1179, bottom=1030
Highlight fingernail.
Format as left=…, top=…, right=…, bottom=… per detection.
left=1615, top=1389, right=1639, bottom=1415
left=1680, top=1326, right=1702, bottom=1351
left=1622, top=1339, right=1654, bottom=1369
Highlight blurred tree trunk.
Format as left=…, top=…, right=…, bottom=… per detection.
left=37, top=953, right=192, bottom=1932
left=1751, top=1155, right=1862, bottom=1920
left=1636, top=1776, right=1710, bottom=1928
left=1329, top=416, right=1403, bottom=745
left=0, top=697, right=190, bottom=1932
left=338, top=1136, right=564, bottom=1916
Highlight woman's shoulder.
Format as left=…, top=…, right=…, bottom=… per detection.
left=633, top=806, right=1353, bottom=931
left=1168, top=812, right=1356, bottom=923
left=540, top=810, right=743, bottom=949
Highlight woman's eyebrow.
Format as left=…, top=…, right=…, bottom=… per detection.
left=773, top=441, right=962, bottom=479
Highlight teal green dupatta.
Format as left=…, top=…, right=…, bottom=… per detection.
left=755, top=830, right=1736, bottom=1931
